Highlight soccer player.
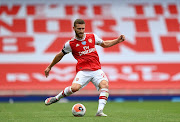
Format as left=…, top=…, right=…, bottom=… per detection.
left=44, top=19, right=125, bottom=117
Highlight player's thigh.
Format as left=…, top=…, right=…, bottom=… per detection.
left=72, top=70, right=92, bottom=90
left=91, top=69, right=109, bottom=91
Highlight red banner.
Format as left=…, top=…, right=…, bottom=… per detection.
left=0, top=63, right=179, bottom=90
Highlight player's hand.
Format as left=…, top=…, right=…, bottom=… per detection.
left=45, top=67, right=51, bottom=78
left=118, top=35, right=125, bottom=43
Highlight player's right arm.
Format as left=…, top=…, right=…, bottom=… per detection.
left=45, top=41, right=72, bottom=78
left=45, top=51, right=65, bottom=77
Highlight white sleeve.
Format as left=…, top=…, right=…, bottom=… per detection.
left=94, top=34, right=103, bottom=45
left=62, top=41, right=72, bottom=54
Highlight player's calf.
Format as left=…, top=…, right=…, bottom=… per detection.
left=45, top=86, right=74, bottom=106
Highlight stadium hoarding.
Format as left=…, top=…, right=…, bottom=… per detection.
left=0, top=0, right=180, bottom=95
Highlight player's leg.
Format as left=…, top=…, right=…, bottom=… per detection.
left=55, top=83, right=81, bottom=100
left=91, top=69, right=109, bottom=117
left=96, top=80, right=109, bottom=117
left=45, top=83, right=81, bottom=105
left=45, top=70, right=91, bottom=105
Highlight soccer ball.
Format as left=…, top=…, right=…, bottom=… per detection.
left=72, top=103, right=86, bottom=117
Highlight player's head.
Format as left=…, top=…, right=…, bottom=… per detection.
left=73, top=19, right=85, bottom=39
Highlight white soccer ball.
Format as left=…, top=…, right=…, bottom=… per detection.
left=72, top=103, right=86, bottom=117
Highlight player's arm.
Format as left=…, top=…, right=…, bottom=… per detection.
left=45, top=51, right=65, bottom=77
left=45, top=41, right=71, bottom=78
left=100, top=35, right=125, bottom=48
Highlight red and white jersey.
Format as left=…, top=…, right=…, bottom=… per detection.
left=62, top=33, right=103, bottom=72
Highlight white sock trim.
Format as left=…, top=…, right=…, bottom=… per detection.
left=55, top=86, right=73, bottom=100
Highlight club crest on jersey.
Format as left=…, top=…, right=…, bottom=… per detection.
left=88, top=39, right=92, bottom=43
left=82, top=41, right=86, bottom=45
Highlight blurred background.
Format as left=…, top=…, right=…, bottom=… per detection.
left=0, top=0, right=180, bottom=102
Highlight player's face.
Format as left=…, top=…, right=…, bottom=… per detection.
left=74, top=24, right=85, bottom=39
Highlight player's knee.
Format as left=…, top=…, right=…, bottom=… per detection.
left=71, top=83, right=81, bottom=92
left=71, top=86, right=80, bottom=92
left=99, top=80, right=109, bottom=89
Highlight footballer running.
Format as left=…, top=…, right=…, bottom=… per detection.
left=44, top=19, right=125, bottom=117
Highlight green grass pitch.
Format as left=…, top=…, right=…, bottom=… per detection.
left=0, top=101, right=180, bottom=122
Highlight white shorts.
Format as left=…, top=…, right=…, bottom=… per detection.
left=72, top=69, right=108, bottom=91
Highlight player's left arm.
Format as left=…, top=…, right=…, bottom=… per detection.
left=100, top=35, right=125, bottom=48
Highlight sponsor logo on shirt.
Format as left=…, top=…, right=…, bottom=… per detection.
left=83, top=46, right=89, bottom=50
left=78, top=46, right=96, bottom=56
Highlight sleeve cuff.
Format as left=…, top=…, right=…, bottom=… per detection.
left=62, top=49, right=67, bottom=55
